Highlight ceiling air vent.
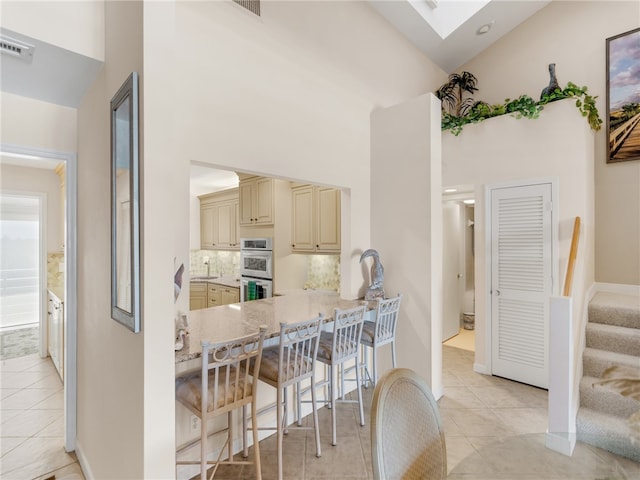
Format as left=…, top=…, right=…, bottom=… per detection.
left=0, top=35, right=35, bottom=63
left=233, top=0, right=260, bottom=17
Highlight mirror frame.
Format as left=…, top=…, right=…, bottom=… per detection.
left=110, top=72, right=141, bottom=333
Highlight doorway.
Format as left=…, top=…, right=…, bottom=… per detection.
left=0, top=193, right=43, bottom=358
left=0, top=144, right=77, bottom=453
left=488, top=181, right=555, bottom=389
left=442, top=186, right=475, bottom=352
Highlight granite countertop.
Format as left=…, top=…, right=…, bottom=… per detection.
left=47, top=287, right=64, bottom=303
left=175, top=293, right=366, bottom=363
left=190, top=275, right=240, bottom=289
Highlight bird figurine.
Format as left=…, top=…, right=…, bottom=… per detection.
left=360, top=249, right=385, bottom=300
left=540, top=63, right=561, bottom=99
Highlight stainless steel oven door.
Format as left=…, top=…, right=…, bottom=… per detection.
left=240, top=278, right=273, bottom=302
left=240, top=250, right=273, bottom=279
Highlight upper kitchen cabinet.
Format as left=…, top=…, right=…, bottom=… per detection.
left=199, top=188, right=239, bottom=250
left=291, top=185, right=341, bottom=253
left=239, top=176, right=274, bottom=226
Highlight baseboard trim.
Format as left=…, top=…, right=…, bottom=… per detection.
left=594, top=283, right=640, bottom=296
left=473, top=363, right=490, bottom=375
left=545, top=431, right=576, bottom=457
left=74, top=441, right=93, bottom=480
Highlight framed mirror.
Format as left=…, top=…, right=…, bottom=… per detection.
left=111, top=72, right=141, bottom=332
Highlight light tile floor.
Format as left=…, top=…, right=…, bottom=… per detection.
left=1, top=353, right=83, bottom=480
left=2, top=348, right=638, bottom=480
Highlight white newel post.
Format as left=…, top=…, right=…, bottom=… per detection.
left=546, top=296, right=576, bottom=456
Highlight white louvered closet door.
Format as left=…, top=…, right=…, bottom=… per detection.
left=491, top=183, right=552, bottom=389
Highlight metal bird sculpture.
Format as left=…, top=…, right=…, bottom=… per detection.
left=540, top=63, right=560, bottom=99
left=360, top=249, right=385, bottom=300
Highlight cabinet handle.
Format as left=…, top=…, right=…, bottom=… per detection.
left=316, top=244, right=319, bottom=248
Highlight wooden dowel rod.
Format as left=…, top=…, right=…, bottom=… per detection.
left=563, top=216, right=581, bottom=297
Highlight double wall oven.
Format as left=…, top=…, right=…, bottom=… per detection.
left=240, top=238, right=273, bottom=302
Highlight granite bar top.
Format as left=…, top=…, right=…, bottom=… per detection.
left=175, top=292, right=365, bottom=363
left=190, top=275, right=240, bottom=289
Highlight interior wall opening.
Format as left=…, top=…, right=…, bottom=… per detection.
left=0, top=193, right=41, bottom=358
left=442, top=185, right=475, bottom=354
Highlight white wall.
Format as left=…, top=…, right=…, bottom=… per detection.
left=442, top=99, right=595, bottom=375
left=75, top=1, right=145, bottom=478
left=0, top=0, right=104, bottom=60
left=0, top=92, right=77, bottom=153
left=0, top=164, right=62, bottom=251
left=140, top=2, right=445, bottom=477
left=460, top=0, right=640, bottom=286
left=370, top=93, right=443, bottom=396
left=167, top=0, right=445, bottom=299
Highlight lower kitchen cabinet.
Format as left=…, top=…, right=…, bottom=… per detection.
left=47, top=290, right=64, bottom=381
left=189, top=282, right=207, bottom=310
left=221, top=287, right=240, bottom=305
left=190, top=281, right=240, bottom=310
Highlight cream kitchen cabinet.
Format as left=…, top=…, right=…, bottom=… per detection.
left=239, top=176, right=274, bottom=226
left=207, top=284, right=222, bottom=307
left=199, top=189, right=239, bottom=250
left=190, top=282, right=208, bottom=310
left=291, top=185, right=341, bottom=253
left=208, top=283, right=240, bottom=307
left=191, top=281, right=240, bottom=310
left=221, top=286, right=240, bottom=305
left=47, top=290, right=64, bottom=381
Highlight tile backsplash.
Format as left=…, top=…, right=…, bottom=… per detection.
left=189, top=250, right=339, bottom=291
left=190, top=250, right=240, bottom=277
left=47, top=251, right=65, bottom=290
left=305, top=255, right=340, bottom=291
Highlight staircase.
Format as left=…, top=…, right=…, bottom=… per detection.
left=576, top=291, right=640, bottom=461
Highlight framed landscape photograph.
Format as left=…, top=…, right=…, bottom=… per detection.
left=606, top=27, right=640, bottom=163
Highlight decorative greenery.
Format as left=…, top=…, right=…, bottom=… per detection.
left=440, top=81, right=603, bottom=136
left=435, top=71, right=480, bottom=118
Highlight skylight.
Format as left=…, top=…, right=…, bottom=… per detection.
left=409, top=0, right=490, bottom=39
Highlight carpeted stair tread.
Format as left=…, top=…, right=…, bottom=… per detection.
left=588, top=292, right=640, bottom=329
left=582, top=347, right=640, bottom=378
left=586, top=322, right=640, bottom=357
left=580, top=375, right=640, bottom=419
left=576, top=407, right=640, bottom=462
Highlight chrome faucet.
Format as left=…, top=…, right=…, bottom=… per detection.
left=204, top=260, right=210, bottom=278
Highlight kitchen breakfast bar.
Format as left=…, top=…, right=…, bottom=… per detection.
left=174, top=292, right=373, bottom=479
left=175, top=292, right=368, bottom=364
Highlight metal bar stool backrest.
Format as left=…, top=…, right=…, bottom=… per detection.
left=200, top=328, right=266, bottom=416
left=276, top=315, right=323, bottom=388
left=175, top=326, right=267, bottom=480
left=373, top=294, right=402, bottom=347
left=330, top=305, right=366, bottom=363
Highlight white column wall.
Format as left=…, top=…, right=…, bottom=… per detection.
left=370, top=93, right=443, bottom=396
left=75, top=1, right=144, bottom=478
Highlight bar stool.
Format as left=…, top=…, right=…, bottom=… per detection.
left=316, top=304, right=367, bottom=446
left=175, top=326, right=267, bottom=480
left=253, top=316, right=323, bottom=480
left=360, top=294, right=402, bottom=387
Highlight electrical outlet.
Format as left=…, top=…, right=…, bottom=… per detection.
left=190, top=414, right=200, bottom=431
